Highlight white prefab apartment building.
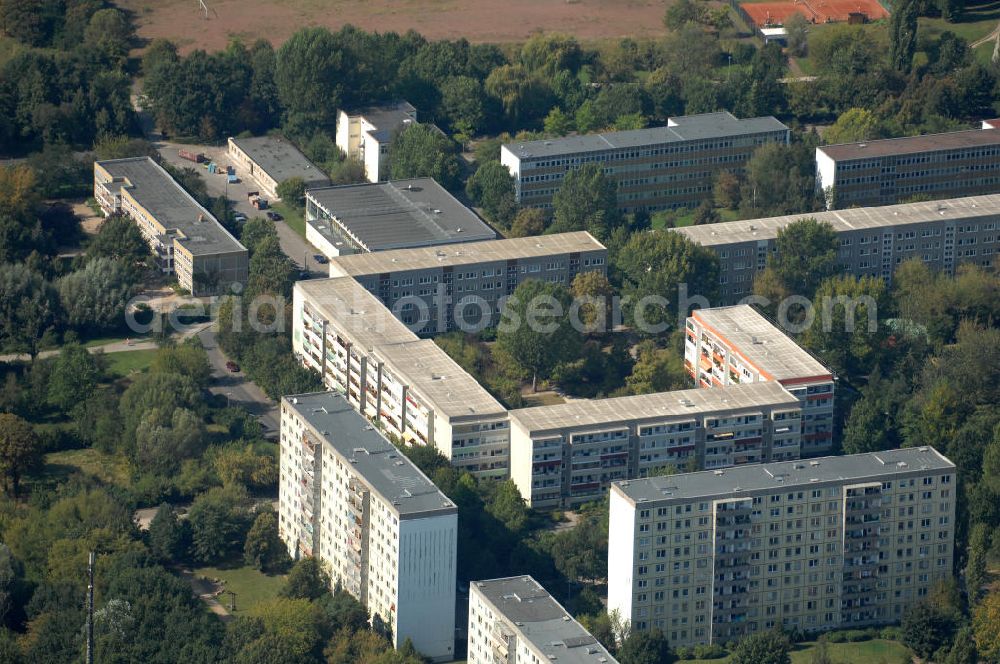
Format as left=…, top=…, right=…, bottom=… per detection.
left=336, top=101, right=418, bottom=182
left=93, top=157, right=247, bottom=296
left=608, top=447, right=956, bottom=648
left=685, top=306, right=835, bottom=456
left=292, top=277, right=511, bottom=480
left=304, top=178, right=495, bottom=259
left=671, top=194, right=1000, bottom=303
left=468, top=576, right=619, bottom=664
left=278, top=392, right=457, bottom=661
left=226, top=135, right=330, bottom=200
left=509, top=382, right=803, bottom=509
left=327, top=231, right=608, bottom=334
left=501, top=112, right=789, bottom=213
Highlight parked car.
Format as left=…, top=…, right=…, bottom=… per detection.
left=314, top=254, right=329, bottom=264
left=233, top=213, right=247, bottom=223
left=225, top=360, right=240, bottom=372
left=266, top=211, right=283, bottom=221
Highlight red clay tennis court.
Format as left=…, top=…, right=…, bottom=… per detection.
left=739, top=0, right=889, bottom=27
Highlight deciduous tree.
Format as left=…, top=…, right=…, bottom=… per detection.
left=0, top=413, right=40, bottom=498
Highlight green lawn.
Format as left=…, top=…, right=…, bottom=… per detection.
left=43, top=448, right=132, bottom=488
left=193, top=565, right=287, bottom=613
left=271, top=202, right=306, bottom=239
left=685, top=639, right=911, bottom=664
left=105, top=349, right=159, bottom=377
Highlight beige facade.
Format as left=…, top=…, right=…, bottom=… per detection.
left=94, top=158, right=247, bottom=296
left=328, top=231, right=608, bottom=334
left=226, top=136, right=329, bottom=200
left=608, top=447, right=956, bottom=647
left=292, top=278, right=511, bottom=480
left=336, top=101, right=417, bottom=183
left=685, top=306, right=836, bottom=456
left=509, top=382, right=803, bottom=509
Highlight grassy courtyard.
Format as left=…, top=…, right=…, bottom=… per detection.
left=685, top=638, right=911, bottom=664
left=193, top=564, right=287, bottom=613
left=104, top=348, right=159, bottom=377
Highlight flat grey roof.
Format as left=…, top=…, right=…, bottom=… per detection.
left=473, top=576, right=619, bottom=664
left=692, top=306, right=832, bottom=381
left=509, top=381, right=799, bottom=434
left=818, top=128, right=1000, bottom=161
left=96, top=157, right=246, bottom=256
left=296, top=278, right=505, bottom=420
left=375, top=340, right=506, bottom=419
left=283, top=391, right=456, bottom=518
left=229, top=136, right=330, bottom=186
left=345, top=101, right=417, bottom=142
left=306, top=178, right=495, bottom=252
left=613, top=447, right=955, bottom=505
left=327, top=231, right=605, bottom=277
left=296, top=277, right=418, bottom=350
left=671, top=193, right=1000, bottom=247
left=503, top=112, right=788, bottom=160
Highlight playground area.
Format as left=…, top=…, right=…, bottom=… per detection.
left=738, top=0, right=889, bottom=28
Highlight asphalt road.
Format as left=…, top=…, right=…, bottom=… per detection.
left=154, top=140, right=328, bottom=276
left=197, top=326, right=279, bottom=434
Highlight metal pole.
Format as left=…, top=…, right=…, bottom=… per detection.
left=86, top=551, right=95, bottom=664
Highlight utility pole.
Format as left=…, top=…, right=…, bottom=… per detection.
left=86, top=551, right=95, bottom=664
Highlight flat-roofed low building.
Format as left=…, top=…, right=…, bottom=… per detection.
left=94, top=157, right=247, bottom=296
left=671, top=194, right=1000, bottom=303
left=468, top=575, right=619, bottom=664
left=501, top=112, right=789, bottom=213
left=278, top=391, right=457, bottom=661
left=509, top=382, right=803, bottom=508
left=327, top=231, right=608, bottom=334
left=226, top=135, right=330, bottom=200
left=608, top=447, right=956, bottom=647
left=305, top=178, right=496, bottom=258
left=686, top=306, right=835, bottom=455
left=291, top=277, right=511, bottom=479
left=336, top=101, right=418, bottom=182
left=816, top=127, right=1000, bottom=208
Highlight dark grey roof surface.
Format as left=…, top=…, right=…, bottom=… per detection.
left=348, top=101, right=418, bottom=142
left=474, top=576, right=619, bottom=664
left=96, top=157, right=246, bottom=256
left=229, top=136, right=330, bottom=186
left=306, top=178, right=495, bottom=251
left=614, top=447, right=955, bottom=505
left=284, top=391, right=456, bottom=518
left=503, top=112, right=788, bottom=159
left=819, top=128, right=1000, bottom=161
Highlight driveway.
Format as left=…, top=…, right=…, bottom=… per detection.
left=198, top=325, right=279, bottom=434
left=154, top=140, right=328, bottom=275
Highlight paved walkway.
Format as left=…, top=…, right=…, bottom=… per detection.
left=0, top=339, right=159, bottom=364
left=179, top=569, right=234, bottom=623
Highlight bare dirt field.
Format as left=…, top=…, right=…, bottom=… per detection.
left=115, top=0, right=666, bottom=53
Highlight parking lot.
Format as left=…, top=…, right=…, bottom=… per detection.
left=155, top=140, right=328, bottom=275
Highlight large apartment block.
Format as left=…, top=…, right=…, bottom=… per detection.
left=501, top=112, right=789, bottom=213
left=816, top=127, right=1000, bottom=208
left=336, top=101, right=418, bottom=182
left=608, top=447, right=956, bottom=647
left=468, top=576, right=619, bottom=664
left=292, top=277, right=511, bottom=479
left=278, top=392, right=457, bottom=661
left=672, top=194, right=1000, bottom=303
left=686, top=306, right=835, bottom=456
left=94, top=157, right=248, bottom=296
left=305, top=178, right=495, bottom=259
left=327, top=231, right=608, bottom=334
left=509, top=382, right=803, bottom=509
